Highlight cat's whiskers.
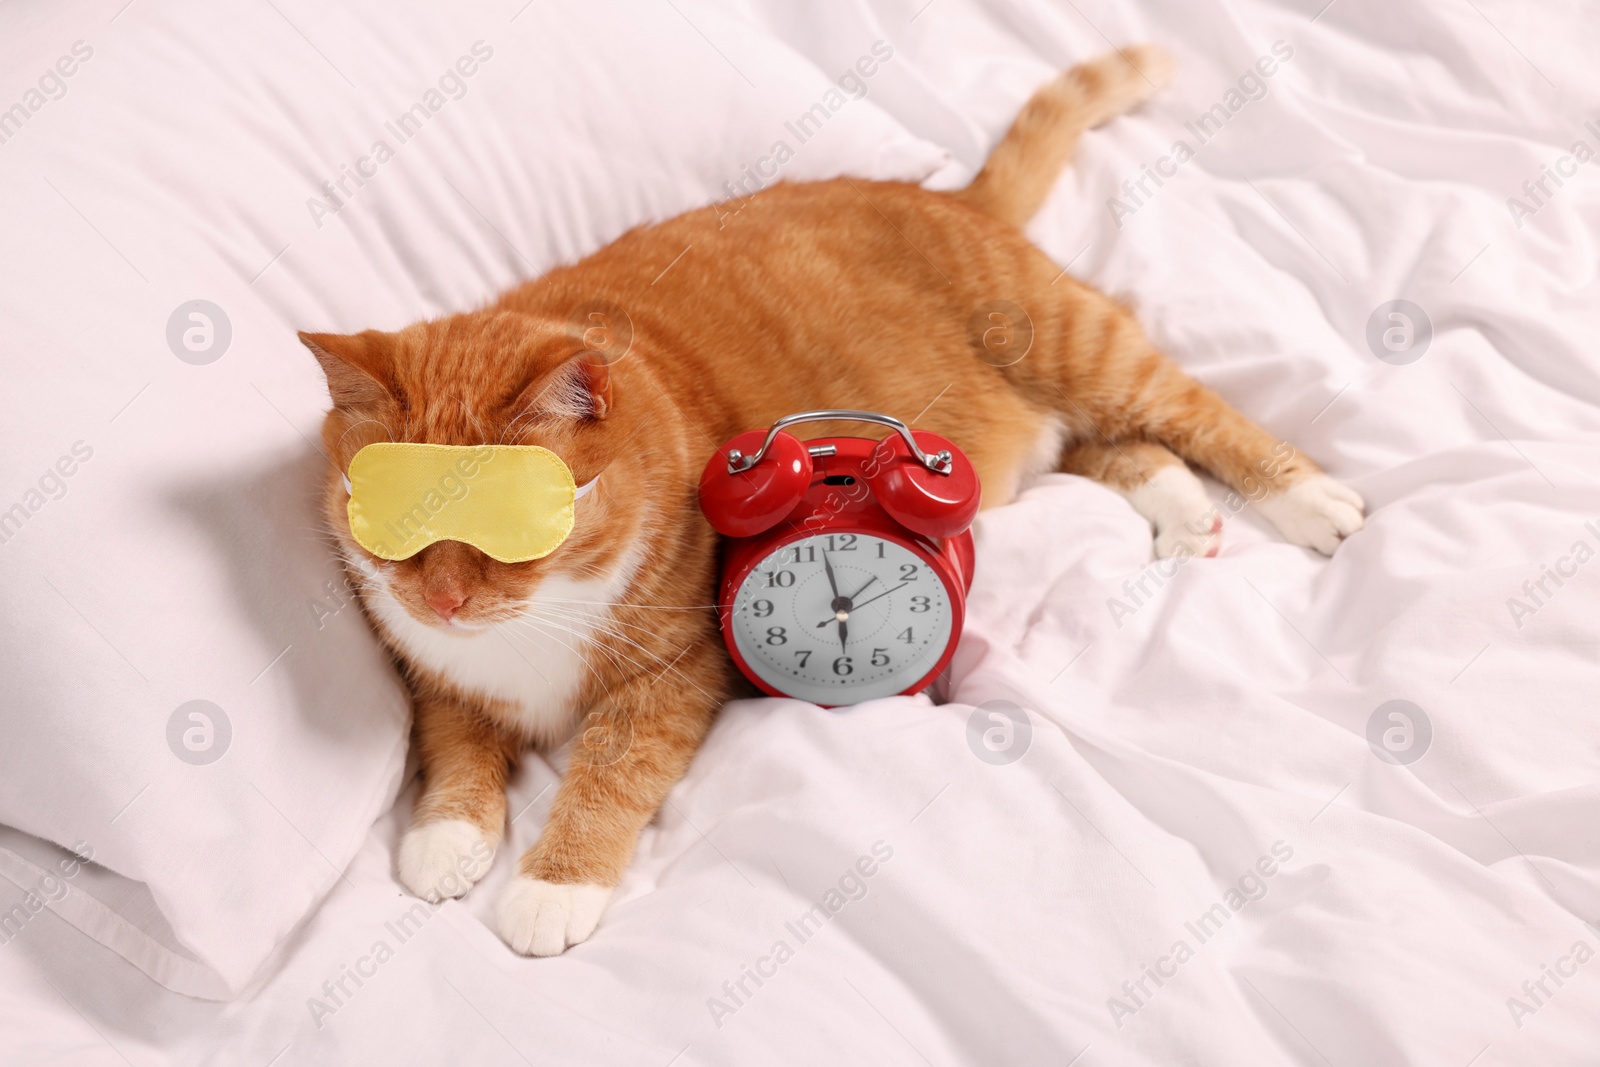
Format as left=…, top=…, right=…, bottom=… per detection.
left=511, top=608, right=664, bottom=687
left=529, top=602, right=672, bottom=641
left=538, top=596, right=718, bottom=612
left=530, top=609, right=663, bottom=668
left=440, top=392, right=491, bottom=446
left=335, top=417, right=397, bottom=454
left=506, top=616, right=614, bottom=695
left=516, top=610, right=650, bottom=676
left=526, top=604, right=718, bottom=703
left=500, top=408, right=544, bottom=446
left=505, top=614, right=632, bottom=701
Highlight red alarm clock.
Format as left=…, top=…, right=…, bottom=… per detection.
left=698, top=410, right=979, bottom=706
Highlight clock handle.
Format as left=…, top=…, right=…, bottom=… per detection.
left=726, top=410, right=953, bottom=476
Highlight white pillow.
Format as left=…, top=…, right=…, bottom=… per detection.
left=0, top=0, right=948, bottom=997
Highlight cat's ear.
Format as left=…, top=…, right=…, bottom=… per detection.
left=516, top=354, right=612, bottom=421
left=299, top=331, right=394, bottom=409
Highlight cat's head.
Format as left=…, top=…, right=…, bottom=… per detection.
left=303, top=309, right=644, bottom=633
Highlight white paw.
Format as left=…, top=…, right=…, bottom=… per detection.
left=397, top=819, right=495, bottom=903
left=1126, top=466, right=1222, bottom=560
left=495, top=877, right=612, bottom=957
left=1255, top=475, right=1365, bottom=555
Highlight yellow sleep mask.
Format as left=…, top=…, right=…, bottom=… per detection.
left=344, top=443, right=597, bottom=563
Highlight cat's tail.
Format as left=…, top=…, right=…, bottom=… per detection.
left=955, top=45, right=1176, bottom=227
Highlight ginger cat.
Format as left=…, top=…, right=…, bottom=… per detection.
left=302, top=45, right=1364, bottom=956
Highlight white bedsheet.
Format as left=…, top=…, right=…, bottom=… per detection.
left=5, top=0, right=1600, bottom=1064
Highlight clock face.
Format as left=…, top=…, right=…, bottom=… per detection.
left=728, top=531, right=955, bottom=705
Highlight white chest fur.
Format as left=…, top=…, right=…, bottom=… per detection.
left=357, top=550, right=638, bottom=742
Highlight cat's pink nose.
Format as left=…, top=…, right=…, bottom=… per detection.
left=426, top=590, right=466, bottom=621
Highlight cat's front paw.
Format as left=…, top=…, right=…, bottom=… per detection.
left=1256, top=475, right=1365, bottom=555
left=495, top=876, right=612, bottom=956
left=397, top=819, right=495, bottom=902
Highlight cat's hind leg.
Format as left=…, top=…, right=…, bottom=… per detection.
left=999, top=281, right=1364, bottom=555
left=1123, top=367, right=1366, bottom=557
left=1060, top=438, right=1222, bottom=559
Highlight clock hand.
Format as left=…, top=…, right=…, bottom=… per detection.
left=845, top=575, right=879, bottom=600
left=817, top=580, right=911, bottom=627
left=822, top=550, right=841, bottom=600
left=847, top=581, right=910, bottom=613
left=819, top=575, right=883, bottom=627
left=820, top=550, right=851, bottom=648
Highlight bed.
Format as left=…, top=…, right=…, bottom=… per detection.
left=2, top=0, right=1598, bottom=1063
